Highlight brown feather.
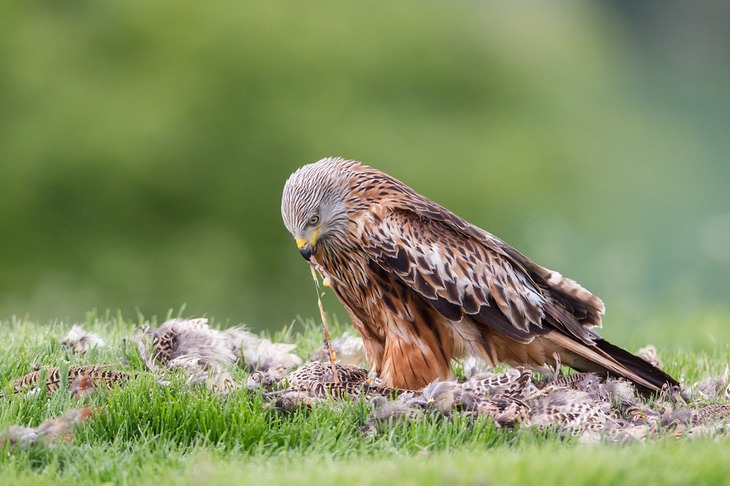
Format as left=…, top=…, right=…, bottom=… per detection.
left=282, top=158, right=678, bottom=392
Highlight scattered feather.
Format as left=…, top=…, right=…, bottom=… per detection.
left=416, top=379, right=458, bottom=414
left=0, top=408, right=94, bottom=449
left=243, top=339, right=302, bottom=376
left=135, top=318, right=301, bottom=394
left=61, top=325, right=105, bottom=355
left=310, top=332, right=367, bottom=366
left=692, top=365, right=730, bottom=401
left=9, top=365, right=128, bottom=396
left=637, top=344, right=663, bottom=370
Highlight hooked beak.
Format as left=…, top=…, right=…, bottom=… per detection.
left=294, top=227, right=321, bottom=261
left=296, top=239, right=312, bottom=261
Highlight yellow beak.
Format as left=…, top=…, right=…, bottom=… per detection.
left=294, top=227, right=322, bottom=249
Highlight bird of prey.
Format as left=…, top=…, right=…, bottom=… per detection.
left=281, top=157, right=678, bottom=392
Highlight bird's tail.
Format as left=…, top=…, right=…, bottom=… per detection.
left=543, top=332, right=679, bottom=394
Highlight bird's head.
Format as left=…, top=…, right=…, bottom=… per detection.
left=281, top=157, right=353, bottom=260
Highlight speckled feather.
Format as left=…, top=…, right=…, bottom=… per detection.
left=9, top=365, right=129, bottom=394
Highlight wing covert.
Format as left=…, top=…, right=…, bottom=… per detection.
left=358, top=208, right=548, bottom=343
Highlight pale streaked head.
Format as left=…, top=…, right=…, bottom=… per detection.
left=281, top=157, right=353, bottom=260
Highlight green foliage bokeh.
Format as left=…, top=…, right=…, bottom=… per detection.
left=1, top=1, right=728, bottom=341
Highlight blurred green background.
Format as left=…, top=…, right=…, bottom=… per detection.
left=1, top=1, right=728, bottom=348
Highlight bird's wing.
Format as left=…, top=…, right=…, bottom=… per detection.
left=358, top=205, right=597, bottom=345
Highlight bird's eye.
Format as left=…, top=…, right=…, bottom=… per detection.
left=308, top=214, right=321, bottom=226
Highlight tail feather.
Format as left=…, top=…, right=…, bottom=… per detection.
left=543, top=332, right=679, bottom=393
left=593, top=338, right=679, bottom=392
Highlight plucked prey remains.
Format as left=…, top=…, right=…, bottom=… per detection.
left=281, top=157, right=678, bottom=392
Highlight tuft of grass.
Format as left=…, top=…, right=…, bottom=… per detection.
left=1, top=314, right=729, bottom=486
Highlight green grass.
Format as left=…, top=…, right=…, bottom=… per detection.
left=1, top=313, right=729, bottom=486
